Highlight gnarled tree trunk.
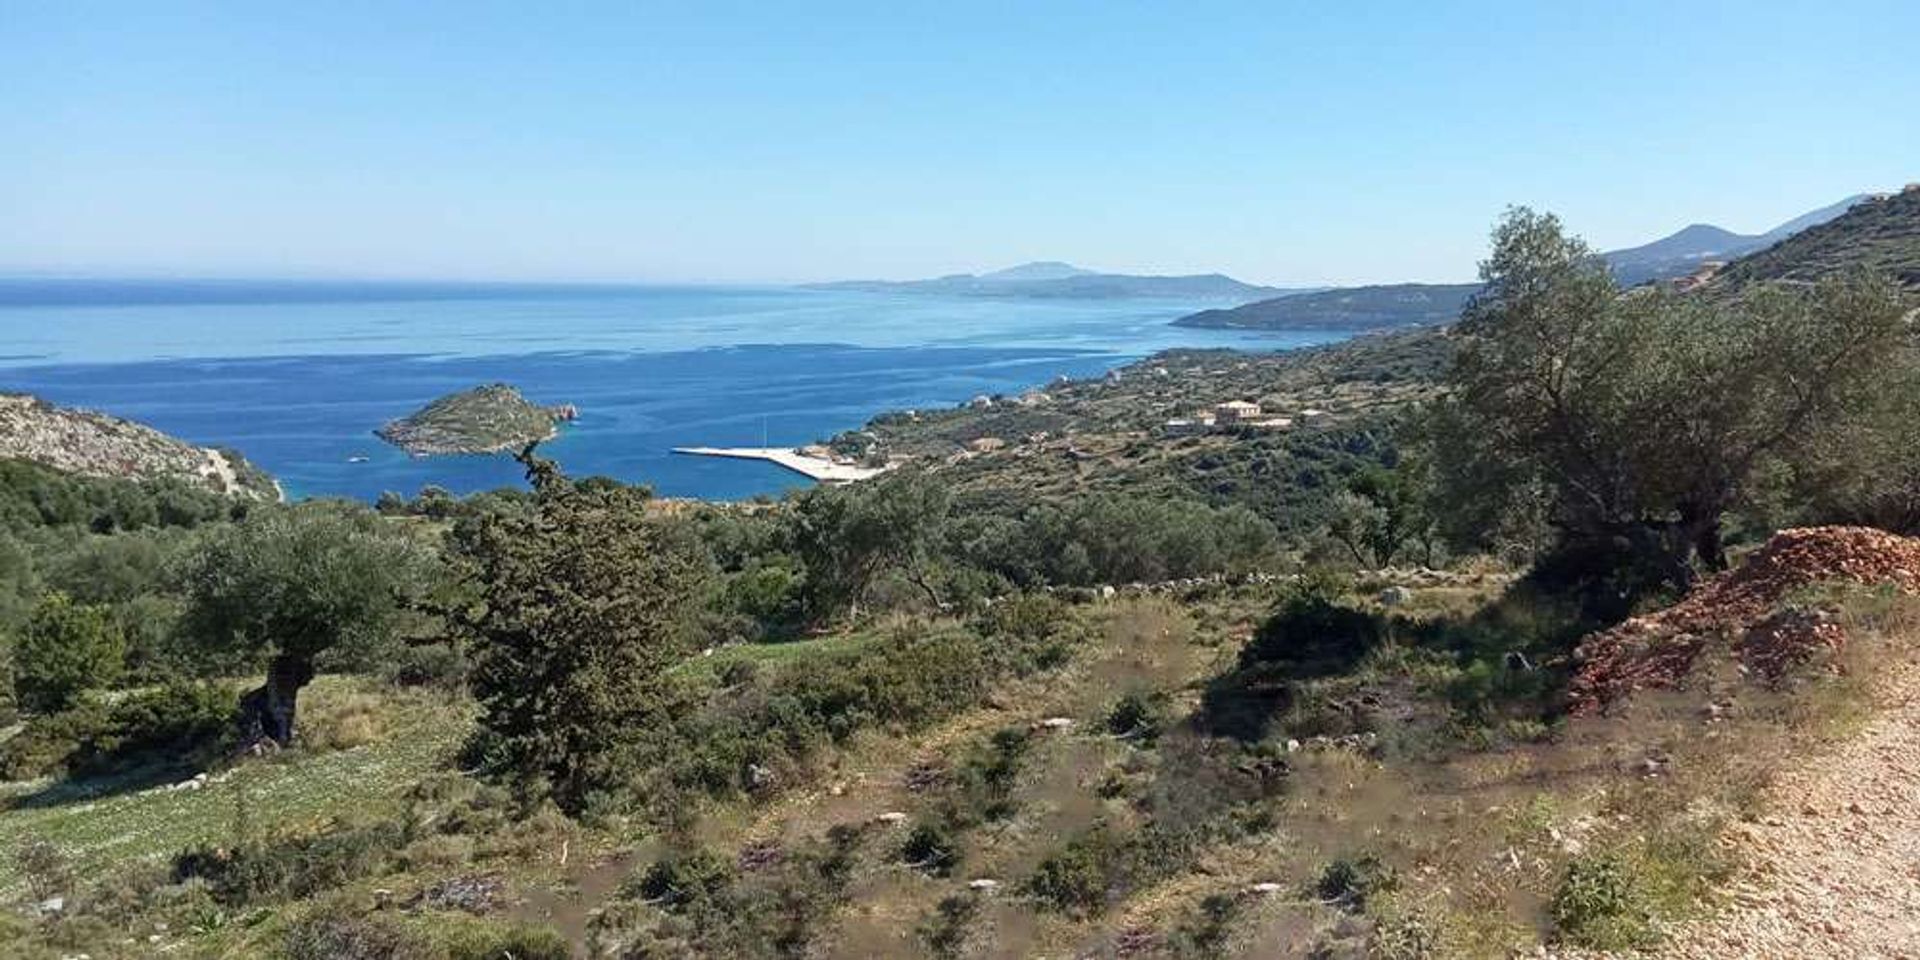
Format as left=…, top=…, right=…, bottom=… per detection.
left=236, top=653, right=315, bottom=749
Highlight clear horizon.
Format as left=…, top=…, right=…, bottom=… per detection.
left=5, top=1, right=1917, bottom=286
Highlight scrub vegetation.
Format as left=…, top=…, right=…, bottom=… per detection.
left=1, top=198, right=1917, bottom=958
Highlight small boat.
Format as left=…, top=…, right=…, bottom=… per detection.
left=347, top=455, right=371, bottom=464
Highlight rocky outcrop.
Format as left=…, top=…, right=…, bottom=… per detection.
left=1567, top=526, right=1920, bottom=714
left=0, top=393, right=277, bottom=498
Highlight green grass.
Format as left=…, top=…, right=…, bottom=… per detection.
left=0, top=680, right=467, bottom=896
left=668, top=625, right=890, bottom=681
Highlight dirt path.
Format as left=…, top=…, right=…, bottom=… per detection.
left=1653, top=649, right=1920, bottom=958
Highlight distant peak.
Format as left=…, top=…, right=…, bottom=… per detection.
left=1669, top=223, right=1740, bottom=240
left=978, top=261, right=1095, bottom=282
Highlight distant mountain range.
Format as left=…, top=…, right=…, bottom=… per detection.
left=1604, top=194, right=1868, bottom=286
left=803, top=262, right=1310, bottom=301
left=1176, top=194, right=1876, bottom=332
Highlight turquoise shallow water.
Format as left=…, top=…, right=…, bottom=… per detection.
left=0, top=280, right=1354, bottom=500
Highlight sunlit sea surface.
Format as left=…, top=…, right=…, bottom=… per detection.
left=0, top=280, right=1355, bottom=500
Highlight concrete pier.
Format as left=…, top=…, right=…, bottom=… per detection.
left=671, top=446, right=889, bottom=484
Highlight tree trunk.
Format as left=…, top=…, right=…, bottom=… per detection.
left=1692, top=518, right=1728, bottom=572
left=237, top=653, right=315, bottom=749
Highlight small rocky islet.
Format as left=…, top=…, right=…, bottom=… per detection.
left=374, top=383, right=577, bottom=457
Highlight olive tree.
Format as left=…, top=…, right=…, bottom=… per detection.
left=789, top=471, right=951, bottom=623
left=176, top=502, right=433, bottom=747
left=1429, top=208, right=1912, bottom=600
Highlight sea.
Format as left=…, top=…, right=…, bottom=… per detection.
left=0, top=280, right=1356, bottom=502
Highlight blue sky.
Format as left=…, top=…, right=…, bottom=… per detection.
left=4, top=1, right=1917, bottom=285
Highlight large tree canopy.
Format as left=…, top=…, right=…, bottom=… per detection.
left=176, top=502, right=434, bottom=747
left=789, top=471, right=951, bottom=623
left=1428, top=208, right=1912, bottom=606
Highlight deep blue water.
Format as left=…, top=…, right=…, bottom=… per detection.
left=0, top=281, right=1352, bottom=500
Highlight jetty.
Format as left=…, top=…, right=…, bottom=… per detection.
left=671, top=446, right=890, bottom=484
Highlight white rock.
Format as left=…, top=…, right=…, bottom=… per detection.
left=968, top=878, right=1000, bottom=891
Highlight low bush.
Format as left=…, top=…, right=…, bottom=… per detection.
left=1200, top=577, right=1383, bottom=741
left=1549, top=853, right=1657, bottom=950
left=173, top=820, right=405, bottom=907
left=1107, top=689, right=1170, bottom=743
left=69, top=682, right=231, bottom=777
left=918, top=893, right=981, bottom=959
left=900, top=822, right=960, bottom=876
left=1025, top=825, right=1122, bottom=918
left=602, top=826, right=871, bottom=958
left=1315, top=854, right=1398, bottom=912
left=440, top=922, right=572, bottom=960
left=283, top=905, right=429, bottom=960
left=1162, top=893, right=1241, bottom=958
left=0, top=682, right=231, bottom=781
left=630, top=616, right=1079, bottom=818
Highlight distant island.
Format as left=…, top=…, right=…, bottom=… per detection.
left=376, top=383, right=577, bottom=456
left=804, top=260, right=1308, bottom=301
left=1175, top=195, right=1871, bottom=332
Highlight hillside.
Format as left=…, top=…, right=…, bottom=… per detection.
left=829, top=327, right=1450, bottom=549
left=804, top=261, right=1300, bottom=301
left=1179, top=195, right=1870, bottom=331
left=0, top=393, right=276, bottom=498
left=1713, top=185, right=1920, bottom=291
left=1173, top=283, right=1479, bottom=331
left=376, top=383, right=578, bottom=456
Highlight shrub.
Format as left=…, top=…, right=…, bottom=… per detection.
left=68, top=681, right=231, bottom=778
left=0, top=682, right=229, bottom=781
left=1549, top=853, right=1657, bottom=950
left=605, top=830, right=869, bottom=958
left=13, top=592, right=125, bottom=714
left=1163, top=893, right=1240, bottom=958
left=174, top=820, right=405, bottom=907
left=632, top=850, right=736, bottom=909
left=918, top=893, right=981, bottom=959
left=1107, top=690, right=1169, bottom=743
left=16, top=840, right=73, bottom=901
left=1026, top=825, right=1123, bottom=918
left=441, top=923, right=572, bottom=960
left=0, top=701, right=111, bottom=780
left=1200, top=577, right=1384, bottom=741
left=980, top=593, right=1069, bottom=644
left=900, top=822, right=960, bottom=876
left=1371, top=907, right=1440, bottom=959
left=284, top=906, right=430, bottom=960
left=1315, top=854, right=1398, bottom=912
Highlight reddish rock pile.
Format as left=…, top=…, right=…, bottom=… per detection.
left=1567, top=526, right=1920, bottom=715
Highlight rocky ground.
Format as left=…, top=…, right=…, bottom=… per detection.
left=1652, top=652, right=1920, bottom=958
